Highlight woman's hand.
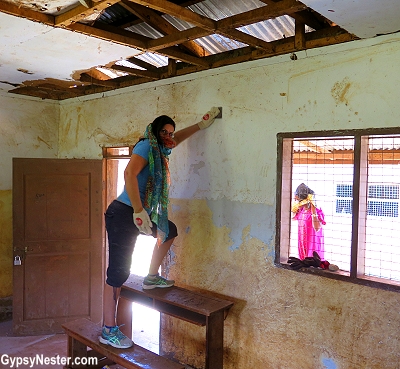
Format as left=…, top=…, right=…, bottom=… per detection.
left=310, top=204, right=321, bottom=231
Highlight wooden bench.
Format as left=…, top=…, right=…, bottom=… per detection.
left=62, top=318, right=184, bottom=369
left=119, top=274, right=234, bottom=369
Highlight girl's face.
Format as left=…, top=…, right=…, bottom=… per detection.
left=159, top=124, right=175, bottom=139
left=159, top=124, right=176, bottom=149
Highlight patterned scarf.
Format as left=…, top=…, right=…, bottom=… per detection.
left=143, top=124, right=171, bottom=246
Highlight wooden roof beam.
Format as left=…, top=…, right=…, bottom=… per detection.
left=125, top=56, right=159, bottom=70
left=120, top=0, right=208, bottom=57
left=124, top=0, right=216, bottom=31
left=217, top=0, right=307, bottom=30
left=55, top=0, right=120, bottom=27
left=111, top=64, right=161, bottom=80
left=68, top=22, right=208, bottom=66
left=147, top=27, right=210, bottom=50
left=0, top=0, right=54, bottom=25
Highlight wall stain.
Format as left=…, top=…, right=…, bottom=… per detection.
left=331, top=77, right=352, bottom=106
left=90, top=127, right=142, bottom=146
left=328, top=305, right=343, bottom=316
left=190, top=161, right=205, bottom=175
left=36, top=136, right=53, bottom=150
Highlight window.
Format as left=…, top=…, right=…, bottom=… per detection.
left=275, top=129, right=400, bottom=291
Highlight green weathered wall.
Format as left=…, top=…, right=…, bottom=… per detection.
left=1, top=32, right=399, bottom=367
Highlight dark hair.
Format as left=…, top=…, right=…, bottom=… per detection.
left=151, top=115, right=176, bottom=143
left=295, top=183, right=314, bottom=200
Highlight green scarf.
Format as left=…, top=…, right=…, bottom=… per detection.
left=143, top=124, right=171, bottom=245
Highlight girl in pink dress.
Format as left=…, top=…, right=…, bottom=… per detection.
left=292, top=183, right=326, bottom=260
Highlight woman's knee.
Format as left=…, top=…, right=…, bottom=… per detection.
left=106, top=265, right=131, bottom=287
left=167, top=221, right=178, bottom=240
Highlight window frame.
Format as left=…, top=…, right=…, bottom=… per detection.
left=275, top=127, right=400, bottom=293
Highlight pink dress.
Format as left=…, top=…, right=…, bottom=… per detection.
left=293, top=207, right=326, bottom=260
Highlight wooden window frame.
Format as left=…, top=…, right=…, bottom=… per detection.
left=275, top=128, right=400, bottom=293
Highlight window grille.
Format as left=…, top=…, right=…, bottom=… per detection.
left=276, top=130, right=400, bottom=291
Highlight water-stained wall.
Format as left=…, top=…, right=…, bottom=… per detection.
left=19, top=33, right=400, bottom=367
left=0, top=95, right=59, bottom=301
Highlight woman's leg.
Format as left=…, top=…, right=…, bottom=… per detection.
left=103, top=284, right=121, bottom=327
left=102, top=200, right=137, bottom=348
left=148, top=237, right=175, bottom=275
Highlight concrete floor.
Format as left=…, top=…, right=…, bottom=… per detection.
left=0, top=239, right=179, bottom=368
left=0, top=319, right=70, bottom=369
left=0, top=314, right=158, bottom=369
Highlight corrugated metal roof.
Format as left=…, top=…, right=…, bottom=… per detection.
left=101, top=0, right=314, bottom=67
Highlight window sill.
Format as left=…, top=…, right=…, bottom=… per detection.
left=276, top=263, right=400, bottom=293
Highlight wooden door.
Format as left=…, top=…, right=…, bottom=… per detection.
left=12, top=158, right=104, bottom=335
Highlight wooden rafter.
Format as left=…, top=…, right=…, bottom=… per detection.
left=55, top=0, right=120, bottom=26
left=120, top=0, right=208, bottom=57
left=111, top=64, right=160, bottom=79
left=124, top=0, right=216, bottom=30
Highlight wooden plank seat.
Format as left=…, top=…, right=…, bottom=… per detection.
left=119, top=274, right=234, bottom=369
left=62, top=318, right=184, bottom=369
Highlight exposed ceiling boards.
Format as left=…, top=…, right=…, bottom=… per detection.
left=0, top=12, right=141, bottom=90
left=0, top=0, right=396, bottom=100
left=302, top=0, right=400, bottom=38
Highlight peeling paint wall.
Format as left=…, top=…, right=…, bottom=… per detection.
left=0, top=26, right=397, bottom=368
left=57, top=33, right=399, bottom=368
left=0, top=95, right=59, bottom=299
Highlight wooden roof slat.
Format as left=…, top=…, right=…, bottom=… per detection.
left=206, top=26, right=355, bottom=69
left=68, top=22, right=207, bottom=66
left=125, top=56, right=159, bottom=70
left=80, top=73, right=119, bottom=87
left=147, top=27, right=211, bottom=50
left=217, top=0, right=307, bottom=30
left=68, top=22, right=149, bottom=49
left=0, top=0, right=54, bottom=25
left=111, top=64, right=160, bottom=79
left=55, top=0, right=120, bottom=27
left=85, top=68, right=115, bottom=81
left=124, top=0, right=217, bottom=31
left=218, top=28, right=273, bottom=50
left=120, top=0, right=208, bottom=57
left=291, top=10, right=328, bottom=31
left=158, top=46, right=209, bottom=66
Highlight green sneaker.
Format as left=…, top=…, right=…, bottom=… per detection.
left=99, top=325, right=133, bottom=349
left=143, top=274, right=175, bottom=290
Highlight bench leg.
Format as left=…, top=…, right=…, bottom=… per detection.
left=67, top=335, right=88, bottom=369
left=206, top=311, right=224, bottom=369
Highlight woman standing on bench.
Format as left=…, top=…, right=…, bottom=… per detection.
left=101, top=108, right=221, bottom=349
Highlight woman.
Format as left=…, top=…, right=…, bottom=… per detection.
left=100, top=107, right=220, bottom=349
left=291, top=183, right=326, bottom=260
